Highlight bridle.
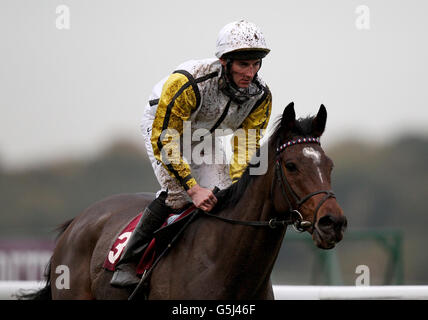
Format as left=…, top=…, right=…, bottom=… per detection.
left=202, top=136, right=336, bottom=232
left=272, top=137, right=336, bottom=232
left=130, top=137, right=336, bottom=300
left=128, top=138, right=335, bottom=300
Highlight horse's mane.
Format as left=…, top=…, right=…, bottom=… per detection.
left=214, top=114, right=316, bottom=212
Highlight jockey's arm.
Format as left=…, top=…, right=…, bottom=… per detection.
left=230, top=88, right=272, bottom=183
left=151, top=72, right=198, bottom=190
left=150, top=72, right=216, bottom=211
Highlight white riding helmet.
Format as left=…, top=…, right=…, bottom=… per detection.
left=215, top=20, right=270, bottom=59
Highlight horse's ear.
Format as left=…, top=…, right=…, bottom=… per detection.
left=311, top=104, right=327, bottom=137
left=281, top=102, right=296, bottom=133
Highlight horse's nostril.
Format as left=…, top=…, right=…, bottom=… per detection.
left=318, top=214, right=347, bottom=231
left=318, top=215, right=335, bottom=228
left=342, top=216, right=348, bottom=230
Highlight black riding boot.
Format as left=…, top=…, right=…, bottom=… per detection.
left=110, top=192, right=170, bottom=287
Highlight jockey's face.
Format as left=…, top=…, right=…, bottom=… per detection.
left=221, top=59, right=261, bottom=88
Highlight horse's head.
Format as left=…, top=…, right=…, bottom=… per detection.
left=270, top=102, right=347, bottom=249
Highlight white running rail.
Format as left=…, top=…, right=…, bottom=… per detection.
left=0, top=281, right=45, bottom=300
left=1, top=282, right=428, bottom=300
left=272, top=285, right=428, bottom=300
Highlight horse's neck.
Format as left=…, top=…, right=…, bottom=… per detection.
left=214, top=169, right=286, bottom=295
left=228, top=175, right=273, bottom=222
left=158, top=166, right=286, bottom=299
left=227, top=156, right=277, bottom=222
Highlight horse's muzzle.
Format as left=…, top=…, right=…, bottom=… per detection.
left=313, top=213, right=347, bottom=249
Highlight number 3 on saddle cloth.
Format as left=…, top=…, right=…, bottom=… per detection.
left=103, top=204, right=197, bottom=275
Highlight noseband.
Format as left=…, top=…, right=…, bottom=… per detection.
left=272, top=137, right=336, bottom=232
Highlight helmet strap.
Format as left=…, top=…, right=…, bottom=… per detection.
left=225, top=58, right=235, bottom=86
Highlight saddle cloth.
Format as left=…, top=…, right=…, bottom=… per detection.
left=103, top=204, right=197, bottom=275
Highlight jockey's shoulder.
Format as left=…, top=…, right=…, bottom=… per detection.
left=174, top=58, right=221, bottom=80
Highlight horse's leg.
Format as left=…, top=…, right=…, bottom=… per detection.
left=260, top=279, right=275, bottom=300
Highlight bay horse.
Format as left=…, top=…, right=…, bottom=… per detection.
left=23, top=102, right=346, bottom=300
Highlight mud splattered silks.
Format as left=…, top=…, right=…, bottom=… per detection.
left=141, top=58, right=271, bottom=209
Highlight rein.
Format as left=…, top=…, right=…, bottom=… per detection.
left=129, top=139, right=336, bottom=300
left=202, top=137, right=336, bottom=232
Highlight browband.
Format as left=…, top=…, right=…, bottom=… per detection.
left=276, top=137, right=321, bottom=153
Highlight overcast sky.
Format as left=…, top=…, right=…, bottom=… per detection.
left=1, top=0, right=427, bottom=170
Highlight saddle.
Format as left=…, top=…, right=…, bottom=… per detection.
left=103, top=203, right=198, bottom=276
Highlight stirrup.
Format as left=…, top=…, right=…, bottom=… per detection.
left=110, top=264, right=140, bottom=287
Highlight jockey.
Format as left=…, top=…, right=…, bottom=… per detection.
left=111, top=20, right=272, bottom=287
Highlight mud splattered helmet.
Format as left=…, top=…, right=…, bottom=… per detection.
left=216, top=20, right=270, bottom=103
left=215, top=20, right=270, bottom=60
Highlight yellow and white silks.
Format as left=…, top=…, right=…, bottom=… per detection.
left=141, top=58, right=271, bottom=209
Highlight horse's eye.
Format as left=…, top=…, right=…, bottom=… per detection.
left=285, top=162, right=297, bottom=172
